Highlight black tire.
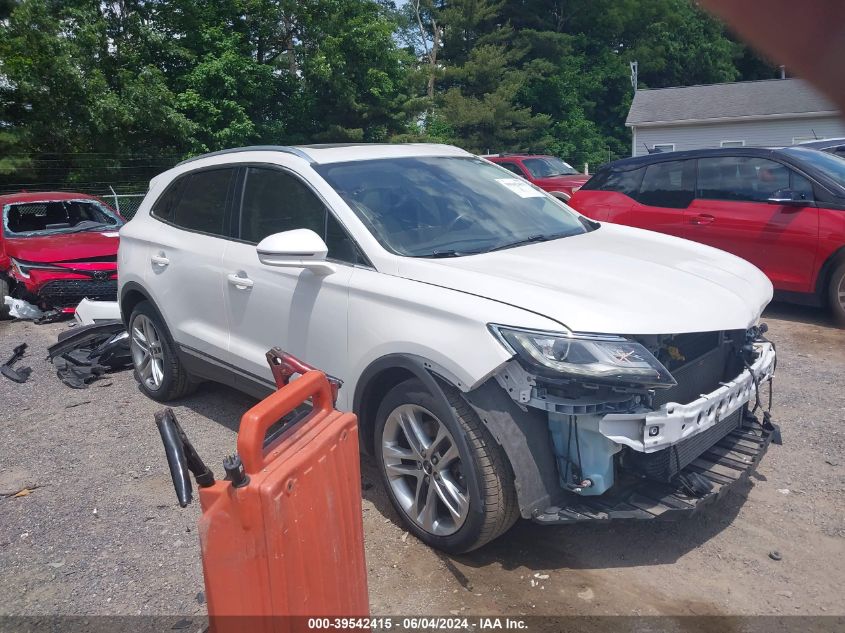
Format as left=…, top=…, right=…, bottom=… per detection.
left=128, top=301, right=197, bottom=401
left=0, top=277, right=10, bottom=320
left=374, top=378, right=518, bottom=553
left=828, top=261, right=845, bottom=327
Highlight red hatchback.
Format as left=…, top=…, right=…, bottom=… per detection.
left=0, top=192, right=123, bottom=317
left=569, top=147, right=845, bottom=324
left=484, top=154, right=589, bottom=201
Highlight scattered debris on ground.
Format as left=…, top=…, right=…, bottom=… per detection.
left=1, top=343, right=31, bottom=383
left=3, top=297, right=43, bottom=320
left=47, top=321, right=131, bottom=388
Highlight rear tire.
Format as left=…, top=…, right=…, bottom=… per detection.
left=828, top=261, right=845, bottom=327
left=128, top=301, right=197, bottom=401
left=374, top=378, right=518, bottom=553
left=0, top=277, right=10, bottom=320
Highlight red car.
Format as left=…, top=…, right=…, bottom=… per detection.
left=484, top=154, right=589, bottom=201
left=0, top=192, right=123, bottom=318
left=569, top=147, right=845, bottom=324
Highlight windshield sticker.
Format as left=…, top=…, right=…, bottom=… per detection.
left=495, top=178, right=545, bottom=198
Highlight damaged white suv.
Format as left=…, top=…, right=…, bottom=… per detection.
left=119, top=144, right=779, bottom=553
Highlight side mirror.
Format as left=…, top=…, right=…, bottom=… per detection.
left=767, top=189, right=812, bottom=206
left=256, top=229, right=335, bottom=275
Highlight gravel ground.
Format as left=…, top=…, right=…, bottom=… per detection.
left=0, top=302, right=843, bottom=618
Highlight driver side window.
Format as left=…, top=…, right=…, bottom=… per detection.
left=238, top=166, right=364, bottom=265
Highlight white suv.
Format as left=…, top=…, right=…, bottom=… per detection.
left=119, top=144, right=778, bottom=552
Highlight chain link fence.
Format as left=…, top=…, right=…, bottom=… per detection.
left=104, top=192, right=146, bottom=219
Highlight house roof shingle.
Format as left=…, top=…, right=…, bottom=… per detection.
left=626, top=78, right=839, bottom=126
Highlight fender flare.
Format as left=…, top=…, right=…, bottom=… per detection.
left=355, top=354, right=560, bottom=518
left=353, top=353, right=457, bottom=454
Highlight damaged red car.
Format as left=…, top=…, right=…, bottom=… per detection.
left=0, top=192, right=123, bottom=318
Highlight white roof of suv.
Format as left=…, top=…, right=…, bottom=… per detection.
left=177, top=143, right=472, bottom=167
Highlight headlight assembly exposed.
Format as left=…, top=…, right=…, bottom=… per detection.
left=10, top=258, right=64, bottom=278
left=490, top=325, right=677, bottom=389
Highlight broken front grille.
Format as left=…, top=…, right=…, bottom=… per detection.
left=39, top=279, right=117, bottom=308
left=624, top=408, right=744, bottom=482
left=649, top=330, right=745, bottom=408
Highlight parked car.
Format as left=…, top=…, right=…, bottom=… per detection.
left=119, top=144, right=778, bottom=553
left=0, top=192, right=123, bottom=318
left=797, top=137, right=845, bottom=160
left=569, top=147, right=845, bottom=325
left=483, top=153, right=589, bottom=201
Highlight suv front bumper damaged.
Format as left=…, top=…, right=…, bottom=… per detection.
left=489, top=339, right=779, bottom=524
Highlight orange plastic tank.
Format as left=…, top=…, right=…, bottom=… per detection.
left=187, top=354, right=369, bottom=631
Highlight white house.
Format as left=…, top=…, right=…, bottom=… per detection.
left=626, top=78, right=845, bottom=157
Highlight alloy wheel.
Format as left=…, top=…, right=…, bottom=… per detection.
left=838, top=274, right=845, bottom=312
left=130, top=314, right=165, bottom=390
left=381, top=404, right=469, bottom=536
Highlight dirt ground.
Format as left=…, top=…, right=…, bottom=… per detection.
left=1, top=302, right=843, bottom=620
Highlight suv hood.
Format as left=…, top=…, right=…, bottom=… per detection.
left=4, top=230, right=120, bottom=263
left=395, top=223, right=772, bottom=335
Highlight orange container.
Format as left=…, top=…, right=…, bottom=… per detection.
left=197, top=369, right=369, bottom=632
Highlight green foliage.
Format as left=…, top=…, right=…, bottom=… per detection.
left=0, top=0, right=776, bottom=191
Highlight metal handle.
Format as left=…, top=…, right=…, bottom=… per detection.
left=151, top=254, right=170, bottom=267
left=690, top=214, right=715, bottom=225
left=237, top=371, right=335, bottom=475
left=227, top=273, right=254, bottom=289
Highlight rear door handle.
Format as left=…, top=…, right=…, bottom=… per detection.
left=690, top=214, right=715, bottom=225
left=227, top=273, right=254, bottom=289
left=151, top=253, right=170, bottom=267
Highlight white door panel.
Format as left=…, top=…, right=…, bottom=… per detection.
left=222, top=240, right=353, bottom=394
left=148, top=229, right=229, bottom=357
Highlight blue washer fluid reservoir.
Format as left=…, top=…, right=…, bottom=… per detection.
left=548, top=412, right=622, bottom=496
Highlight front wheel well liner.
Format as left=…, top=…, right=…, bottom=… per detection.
left=353, top=355, right=450, bottom=456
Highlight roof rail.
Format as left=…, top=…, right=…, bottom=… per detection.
left=176, top=145, right=314, bottom=167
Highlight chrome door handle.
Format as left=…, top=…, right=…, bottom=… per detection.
left=227, top=273, right=254, bottom=289
left=151, top=253, right=170, bottom=267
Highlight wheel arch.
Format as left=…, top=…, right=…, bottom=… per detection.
left=814, top=245, right=845, bottom=302
left=354, top=354, right=558, bottom=519
left=119, top=281, right=169, bottom=332
left=353, top=354, right=458, bottom=456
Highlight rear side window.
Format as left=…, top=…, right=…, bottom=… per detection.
left=637, top=160, right=695, bottom=209
left=582, top=167, right=645, bottom=197
left=154, top=169, right=234, bottom=236
left=151, top=177, right=187, bottom=223
left=239, top=166, right=363, bottom=264
left=498, top=162, right=525, bottom=176
left=172, top=169, right=234, bottom=235
left=696, top=157, right=813, bottom=202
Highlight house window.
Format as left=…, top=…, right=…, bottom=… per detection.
left=651, top=144, right=675, bottom=153
left=720, top=140, right=745, bottom=148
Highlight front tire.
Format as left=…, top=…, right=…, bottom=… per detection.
left=128, top=301, right=196, bottom=401
left=374, top=378, right=518, bottom=553
left=829, top=261, right=845, bottom=327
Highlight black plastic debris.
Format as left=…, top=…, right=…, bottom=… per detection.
left=1, top=343, right=32, bottom=383
left=47, top=320, right=132, bottom=389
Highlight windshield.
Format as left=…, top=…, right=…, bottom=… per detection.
left=781, top=147, right=845, bottom=189
left=315, top=156, right=591, bottom=258
left=522, top=157, right=578, bottom=178
left=2, top=199, right=123, bottom=237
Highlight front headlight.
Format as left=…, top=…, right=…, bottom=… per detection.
left=490, top=325, right=677, bottom=389
left=10, top=258, right=64, bottom=278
